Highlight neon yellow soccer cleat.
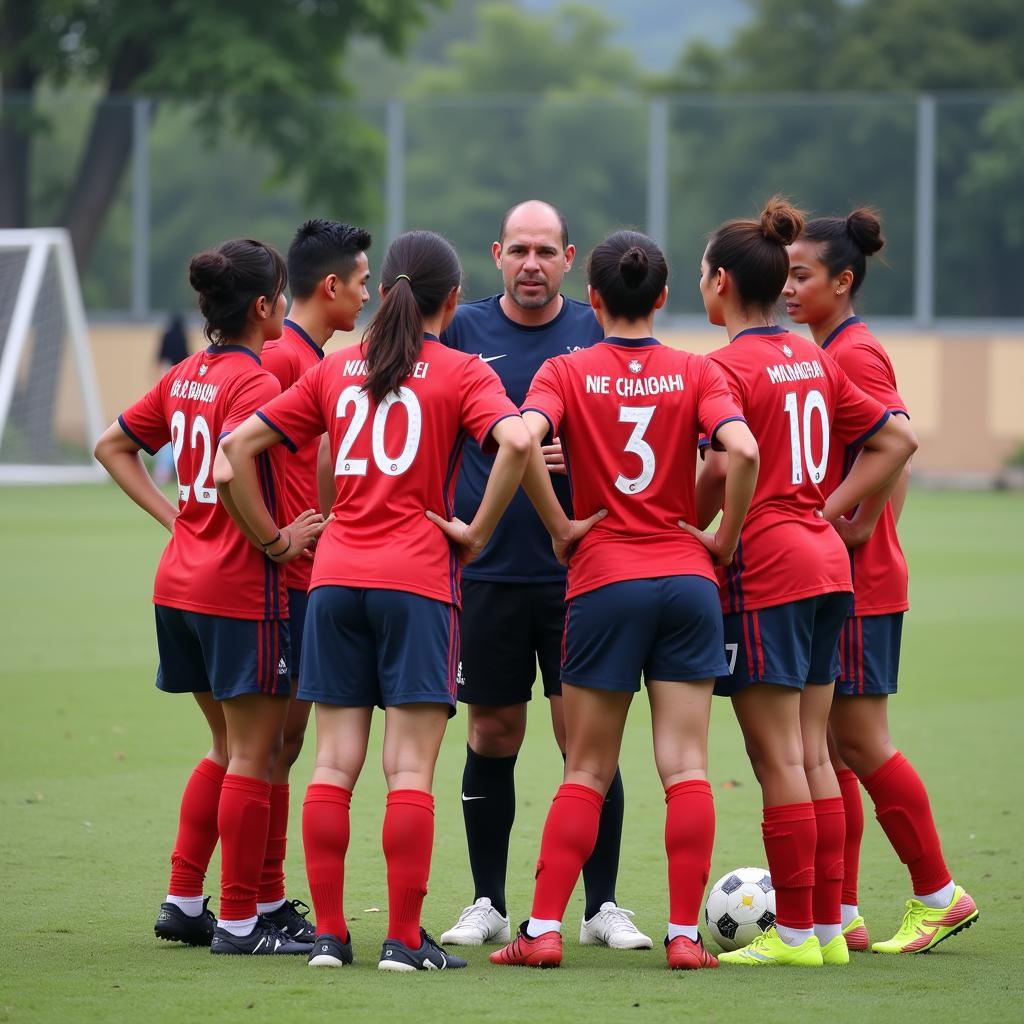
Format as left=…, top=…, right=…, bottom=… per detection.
left=871, top=887, right=978, bottom=955
left=718, top=928, right=823, bottom=966
left=819, top=933, right=850, bottom=965
left=842, top=915, right=869, bottom=952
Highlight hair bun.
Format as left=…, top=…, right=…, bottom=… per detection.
left=188, top=250, right=234, bottom=295
left=619, top=246, right=649, bottom=288
left=846, top=207, right=885, bottom=256
left=760, top=195, right=805, bottom=246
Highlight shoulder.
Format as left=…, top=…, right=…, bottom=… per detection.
left=445, top=297, right=501, bottom=335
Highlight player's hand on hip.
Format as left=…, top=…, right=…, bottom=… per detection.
left=677, top=520, right=736, bottom=567
left=270, top=509, right=331, bottom=563
left=425, top=510, right=485, bottom=565
left=542, top=436, right=567, bottom=476
left=552, top=509, right=607, bottom=565
left=828, top=512, right=871, bottom=550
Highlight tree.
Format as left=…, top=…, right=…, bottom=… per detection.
left=0, top=0, right=444, bottom=268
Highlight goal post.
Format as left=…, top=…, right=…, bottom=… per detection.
left=0, top=228, right=106, bottom=483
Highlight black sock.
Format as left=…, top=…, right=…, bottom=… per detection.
left=582, top=767, right=624, bottom=919
left=462, top=745, right=517, bottom=918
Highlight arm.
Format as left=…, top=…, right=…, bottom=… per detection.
left=695, top=449, right=727, bottom=530
left=890, top=460, right=911, bottom=525
left=317, top=433, right=335, bottom=516
left=94, top=422, right=178, bottom=533
left=212, top=447, right=265, bottom=548
left=822, top=415, right=918, bottom=526
left=680, top=421, right=759, bottom=566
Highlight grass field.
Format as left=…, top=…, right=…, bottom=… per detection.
left=2, top=485, right=1023, bottom=1023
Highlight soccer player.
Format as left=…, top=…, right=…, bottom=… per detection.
left=485, top=231, right=759, bottom=970
left=693, top=198, right=918, bottom=967
left=94, top=239, right=328, bottom=955
left=440, top=200, right=648, bottom=952
left=785, top=209, right=978, bottom=954
left=255, top=219, right=372, bottom=941
left=219, top=230, right=531, bottom=972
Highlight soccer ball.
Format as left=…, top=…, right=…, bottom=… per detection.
left=704, top=867, right=776, bottom=951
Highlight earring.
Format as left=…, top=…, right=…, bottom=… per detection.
left=836, top=288, right=843, bottom=295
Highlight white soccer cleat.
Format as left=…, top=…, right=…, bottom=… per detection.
left=579, top=903, right=653, bottom=950
left=439, top=897, right=512, bottom=946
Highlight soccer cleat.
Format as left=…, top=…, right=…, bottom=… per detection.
left=579, top=902, right=653, bottom=950
left=490, top=923, right=563, bottom=968
left=210, top=919, right=314, bottom=956
left=378, top=929, right=467, bottom=971
left=819, top=933, right=850, bottom=965
left=843, top=915, right=870, bottom=952
left=871, top=887, right=978, bottom=955
left=439, top=897, right=511, bottom=945
left=718, top=928, right=823, bottom=966
left=664, top=934, right=718, bottom=970
left=155, top=898, right=216, bottom=947
left=308, top=933, right=353, bottom=967
left=262, top=898, right=316, bottom=942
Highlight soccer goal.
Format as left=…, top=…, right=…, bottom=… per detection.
left=0, top=229, right=105, bottom=483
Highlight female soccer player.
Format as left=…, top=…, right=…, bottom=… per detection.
left=219, top=230, right=531, bottom=972
left=94, top=238, right=328, bottom=956
left=784, top=209, right=978, bottom=954
left=484, top=230, right=760, bottom=971
left=693, top=198, right=918, bottom=967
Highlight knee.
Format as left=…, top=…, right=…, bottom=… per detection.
left=278, top=726, right=307, bottom=771
left=744, top=735, right=802, bottom=783
left=834, top=732, right=894, bottom=777
left=468, top=707, right=525, bottom=758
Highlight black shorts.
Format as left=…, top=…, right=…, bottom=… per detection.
left=458, top=579, right=565, bottom=705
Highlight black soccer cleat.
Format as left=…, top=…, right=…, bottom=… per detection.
left=308, top=932, right=354, bottom=967
left=262, top=898, right=316, bottom=942
left=155, top=898, right=216, bottom=947
left=210, top=919, right=314, bottom=956
left=378, top=928, right=468, bottom=971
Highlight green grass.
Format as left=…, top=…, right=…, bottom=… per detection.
left=2, top=486, right=1023, bottom=1023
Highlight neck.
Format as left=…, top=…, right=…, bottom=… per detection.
left=499, top=291, right=563, bottom=328
left=808, top=305, right=856, bottom=347
left=724, top=306, right=774, bottom=342
left=285, top=301, right=333, bottom=348
left=602, top=313, right=655, bottom=340
left=222, top=328, right=265, bottom=357
left=421, top=310, right=446, bottom=337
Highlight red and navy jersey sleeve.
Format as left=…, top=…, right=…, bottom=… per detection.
left=834, top=340, right=907, bottom=417
left=256, top=363, right=328, bottom=454
left=824, top=352, right=890, bottom=449
left=222, top=372, right=281, bottom=437
left=458, top=355, right=521, bottom=455
left=522, top=357, right=566, bottom=438
left=696, top=357, right=746, bottom=451
left=119, top=378, right=170, bottom=455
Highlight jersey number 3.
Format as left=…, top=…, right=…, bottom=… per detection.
left=335, top=385, right=422, bottom=477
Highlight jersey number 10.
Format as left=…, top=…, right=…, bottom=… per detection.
left=783, top=389, right=830, bottom=486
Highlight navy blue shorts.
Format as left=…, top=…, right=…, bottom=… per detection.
left=155, top=605, right=291, bottom=700
left=561, top=576, right=728, bottom=693
left=835, top=613, right=903, bottom=696
left=287, top=588, right=309, bottom=679
left=715, top=592, right=853, bottom=697
left=298, top=586, right=459, bottom=712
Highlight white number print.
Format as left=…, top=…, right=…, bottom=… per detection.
left=783, top=389, right=830, bottom=486
left=614, top=405, right=657, bottom=495
left=335, top=385, right=423, bottom=477
left=169, top=410, right=217, bottom=505
left=725, top=642, right=738, bottom=675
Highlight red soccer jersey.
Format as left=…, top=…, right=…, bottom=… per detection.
left=260, top=319, right=326, bottom=592
left=707, top=327, right=889, bottom=613
left=118, top=345, right=288, bottom=620
left=522, top=337, right=746, bottom=601
left=820, top=317, right=910, bottom=615
left=255, top=335, right=520, bottom=606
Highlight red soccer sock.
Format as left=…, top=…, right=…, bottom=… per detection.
left=382, top=789, right=435, bottom=949
left=836, top=768, right=863, bottom=906
left=665, top=780, right=715, bottom=925
left=531, top=783, right=604, bottom=923
left=862, top=751, right=951, bottom=896
left=218, top=774, right=271, bottom=922
left=258, top=783, right=289, bottom=906
left=168, top=757, right=225, bottom=898
left=762, top=803, right=817, bottom=930
left=303, top=784, right=352, bottom=940
left=812, top=797, right=845, bottom=926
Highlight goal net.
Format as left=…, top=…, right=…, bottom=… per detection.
left=0, top=229, right=105, bottom=483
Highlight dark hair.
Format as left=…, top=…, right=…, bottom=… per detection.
left=705, top=196, right=805, bottom=313
left=188, top=239, right=287, bottom=345
left=361, top=231, right=461, bottom=403
left=801, top=207, right=885, bottom=297
left=586, top=230, right=668, bottom=321
left=287, top=218, right=372, bottom=299
left=499, top=200, right=569, bottom=250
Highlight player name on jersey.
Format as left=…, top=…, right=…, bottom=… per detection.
left=169, top=378, right=219, bottom=403
left=342, top=358, right=431, bottom=380
left=765, top=360, right=826, bottom=386
left=585, top=372, right=686, bottom=397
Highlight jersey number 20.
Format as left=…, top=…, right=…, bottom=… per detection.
left=783, top=389, right=829, bottom=485
left=335, top=385, right=422, bottom=477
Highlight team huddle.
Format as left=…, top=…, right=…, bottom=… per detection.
left=95, top=197, right=978, bottom=972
